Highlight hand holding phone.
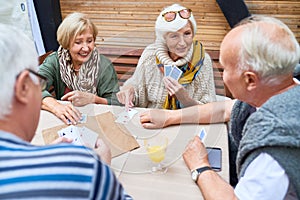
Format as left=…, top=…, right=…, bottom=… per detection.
left=206, top=147, right=222, bottom=171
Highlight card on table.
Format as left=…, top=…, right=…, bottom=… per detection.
left=115, top=108, right=138, bottom=124
left=79, top=114, right=87, bottom=123
left=67, top=114, right=88, bottom=124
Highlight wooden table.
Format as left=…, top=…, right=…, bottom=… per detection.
left=32, top=103, right=229, bottom=200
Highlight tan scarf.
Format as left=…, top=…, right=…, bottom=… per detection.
left=58, top=46, right=99, bottom=94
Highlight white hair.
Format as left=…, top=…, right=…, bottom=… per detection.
left=155, top=4, right=197, bottom=43
left=238, top=15, right=300, bottom=83
left=0, top=24, right=38, bottom=119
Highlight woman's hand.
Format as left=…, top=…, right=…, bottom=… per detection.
left=163, top=77, right=198, bottom=107
left=53, top=103, right=81, bottom=125
left=42, top=97, right=81, bottom=125
left=61, top=91, right=96, bottom=106
left=116, top=85, right=135, bottom=110
left=183, top=136, right=210, bottom=170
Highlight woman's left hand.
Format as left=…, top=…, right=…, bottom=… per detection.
left=61, top=91, right=96, bottom=106
left=163, top=77, right=198, bottom=107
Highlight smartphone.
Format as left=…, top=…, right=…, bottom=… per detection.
left=206, top=147, right=222, bottom=171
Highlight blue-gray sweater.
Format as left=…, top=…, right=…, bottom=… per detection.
left=230, top=85, right=300, bottom=198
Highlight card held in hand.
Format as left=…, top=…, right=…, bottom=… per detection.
left=115, top=108, right=138, bottom=124
left=57, top=125, right=98, bottom=148
left=169, top=65, right=183, bottom=80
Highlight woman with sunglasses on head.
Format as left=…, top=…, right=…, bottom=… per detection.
left=117, top=4, right=216, bottom=110
left=38, top=12, right=120, bottom=125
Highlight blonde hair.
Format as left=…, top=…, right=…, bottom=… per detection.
left=57, top=12, right=98, bottom=49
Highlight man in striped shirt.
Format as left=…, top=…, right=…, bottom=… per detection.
left=0, top=24, right=132, bottom=199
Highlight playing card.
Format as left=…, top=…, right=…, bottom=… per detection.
left=57, top=125, right=81, bottom=145
left=77, top=126, right=98, bottom=148
left=57, top=125, right=98, bottom=147
left=66, top=114, right=87, bottom=124
left=198, top=128, right=207, bottom=141
left=169, top=65, right=183, bottom=80
left=79, top=114, right=87, bottom=123
left=115, top=108, right=138, bottom=124
left=164, top=65, right=173, bottom=76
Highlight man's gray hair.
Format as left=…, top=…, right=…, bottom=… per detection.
left=0, top=24, right=37, bottom=118
left=238, top=15, right=300, bottom=83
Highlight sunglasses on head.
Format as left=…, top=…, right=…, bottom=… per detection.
left=162, top=9, right=192, bottom=22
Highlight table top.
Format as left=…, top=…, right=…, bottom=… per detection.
left=32, top=103, right=229, bottom=200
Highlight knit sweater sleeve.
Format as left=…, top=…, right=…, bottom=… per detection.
left=191, top=52, right=216, bottom=105
left=122, top=44, right=156, bottom=107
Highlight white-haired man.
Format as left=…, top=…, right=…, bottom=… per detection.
left=0, top=23, right=132, bottom=199
left=183, top=16, right=300, bottom=199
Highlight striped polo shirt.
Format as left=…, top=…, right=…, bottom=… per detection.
left=0, top=131, right=132, bottom=199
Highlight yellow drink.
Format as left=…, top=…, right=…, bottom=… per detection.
left=147, top=145, right=166, bottom=163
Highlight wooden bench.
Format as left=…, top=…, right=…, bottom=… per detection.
left=98, top=46, right=232, bottom=98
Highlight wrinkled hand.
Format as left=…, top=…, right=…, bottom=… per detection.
left=61, top=90, right=96, bottom=107
left=116, top=85, right=135, bottom=110
left=52, top=103, right=81, bottom=125
left=163, top=77, right=197, bottom=107
left=140, top=109, right=171, bottom=129
left=51, top=137, right=73, bottom=145
left=94, top=138, right=112, bottom=165
left=183, top=136, right=210, bottom=171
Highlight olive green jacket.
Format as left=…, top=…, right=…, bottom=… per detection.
left=39, top=51, right=120, bottom=105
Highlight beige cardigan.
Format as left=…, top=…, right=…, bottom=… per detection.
left=122, top=43, right=217, bottom=108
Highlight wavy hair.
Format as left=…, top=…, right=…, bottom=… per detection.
left=57, top=12, right=98, bottom=49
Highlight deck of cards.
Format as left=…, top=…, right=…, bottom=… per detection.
left=57, top=125, right=98, bottom=148
left=164, top=64, right=183, bottom=80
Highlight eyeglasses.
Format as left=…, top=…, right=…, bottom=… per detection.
left=16, top=68, right=47, bottom=91
left=162, top=9, right=192, bottom=22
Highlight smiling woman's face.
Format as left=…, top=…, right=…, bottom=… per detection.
left=165, top=22, right=194, bottom=61
left=69, top=27, right=95, bottom=67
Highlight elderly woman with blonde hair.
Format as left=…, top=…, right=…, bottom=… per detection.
left=117, top=4, right=216, bottom=110
left=39, top=12, right=120, bottom=125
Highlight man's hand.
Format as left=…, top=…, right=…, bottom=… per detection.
left=94, top=138, right=112, bottom=165
left=183, top=136, right=210, bottom=170
left=61, top=91, right=96, bottom=107
left=140, top=109, right=171, bottom=129
left=51, top=137, right=73, bottom=145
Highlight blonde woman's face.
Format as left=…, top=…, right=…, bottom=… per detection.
left=69, top=27, right=95, bottom=66
left=165, top=22, right=194, bottom=61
